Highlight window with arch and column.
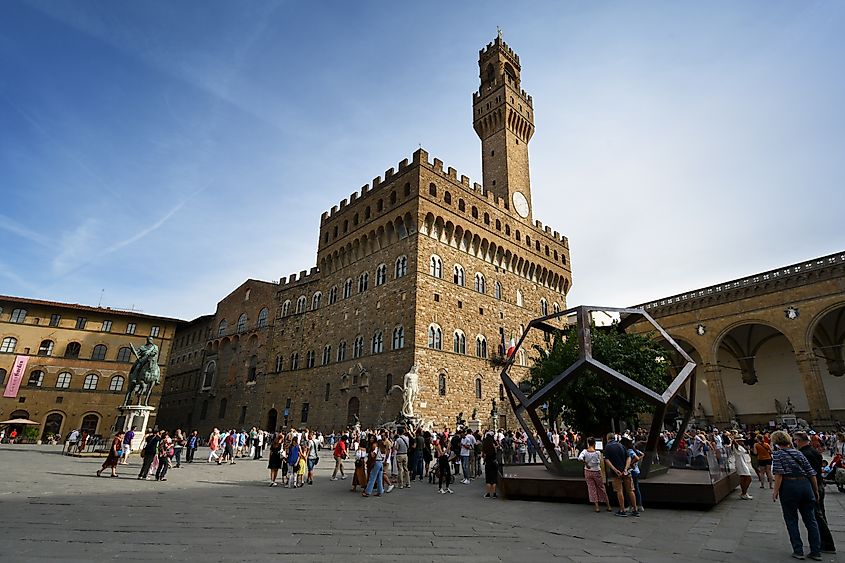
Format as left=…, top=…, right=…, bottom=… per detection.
left=375, top=264, right=387, bottom=286
left=218, top=319, right=227, bottom=336
left=247, top=355, right=258, bottom=382
left=312, top=292, right=322, bottom=310
left=395, top=255, right=408, bottom=278
left=453, top=264, right=465, bottom=286
left=337, top=340, right=347, bottom=362
left=429, top=255, right=442, bottom=278
left=438, top=374, right=447, bottom=396
left=353, top=336, right=364, bottom=358
left=516, top=289, right=524, bottom=307
left=475, top=377, right=482, bottom=399
left=275, top=355, right=283, bottom=372
left=296, top=296, right=307, bottom=314
left=202, top=362, right=216, bottom=388
left=306, top=350, right=315, bottom=368
left=494, top=281, right=502, bottom=300
left=343, top=278, right=353, bottom=299
left=322, top=345, right=332, bottom=366
left=1, top=337, right=17, bottom=353
left=372, top=331, right=384, bottom=354
left=540, top=298, right=548, bottom=316
left=453, top=330, right=466, bottom=354
left=476, top=336, right=488, bottom=358
left=428, top=325, right=442, bottom=350
left=282, top=300, right=291, bottom=316
left=392, top=326, right=404, bottom=350
left=358, top=272, right=369, bottom=293
left=328, top=286, right=338, bottom=305
left=475, top=272, right=486, bottom=294
left=290, top=352, right=299, bottom=370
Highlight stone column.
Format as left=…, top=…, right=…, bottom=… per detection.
left=795, top=351, right=833, bottom=426
left=703, top=363, right=730, bottom=426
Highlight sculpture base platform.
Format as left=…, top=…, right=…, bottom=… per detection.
left=499, top=464, right=738, bottom=508
left=115, top=405, right=155, bottom=450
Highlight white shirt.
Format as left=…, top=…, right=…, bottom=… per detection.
left=460, top=434, right=476, bottom=457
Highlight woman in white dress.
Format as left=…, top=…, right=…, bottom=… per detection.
left=731, top=434, right=754, bottom=500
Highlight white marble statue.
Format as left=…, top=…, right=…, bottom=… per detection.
left=401, top=363, right=420, bottom=418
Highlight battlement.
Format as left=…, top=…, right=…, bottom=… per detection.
left=479, top=36, right=520, bottom=66
left=321, top=153, right=416, bottom=223
left=472, top=80, right=533, bottom=107
left=278, top=267, right=321, bottom=289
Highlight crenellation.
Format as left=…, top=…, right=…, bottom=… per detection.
left=545, top=226, right=551, bottom=235
left=340, top=199, right=347, bottom=209
left=331, top=205, right=338, bottom=217
left=398, top=158, right=409, bottom=171
left=361, top=184, right=369, bottom=196
left=320, top=212, right=329, bottom=223
left=384, top=167, right=394, bottom=180
left=446, top=166, right=457, bottom=180
left=473, top=182, right=482, bottom=192
left=350, top=192, right=357, bottom=204
left=460, top=175, right=469, bottom=187
left=372, top=176, right=381, bottom=189
left=279, top=276, right=287, bottom=285
left=412, top=148, right=428, bottom=165
left=433, top=158, right=443, bottom=172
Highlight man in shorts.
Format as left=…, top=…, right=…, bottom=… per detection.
left=604, top=433, right=639, bottom=517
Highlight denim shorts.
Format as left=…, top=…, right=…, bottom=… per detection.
left=307, top=458, right=317, bottom=472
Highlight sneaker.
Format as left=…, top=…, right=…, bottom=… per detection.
left=461, top=479, right=470, bottom=485
left=630, top=511, right=640, bottom=517
left=791, top=553, right=805, bottom=560
left=637, top=506, right=644, bottom=512
left=740, top=494, right=753, bottom=500
left=446, top=488, right=454, bottom=494
left=387, top=485, right=395, bottom=493
left=340, top=475, right=347, bottom=480
left=439, top=489, right=446, bottom=494
left=492, top=493, right=497, bottom=498
left=484, top=493, right=491, bottom=498
left=331, top=477, right=338, bottom=481
left=614, top=511, right=628, bottom=517
left=808, top=555, right=822, bottom=561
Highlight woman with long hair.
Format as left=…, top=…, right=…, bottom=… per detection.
left=268, top=433, right=284, bottom=486
left=435, top=433, right=453, bottom=494
left=97, top=431, right=125, bottom=478
left=286, top=436, right=301, bottom=489
left=577, top=437, right=611, bottom=512
left=731, top=434, right=755, bottom=500
left=482, top=432, right=499, bottom=499
left=350, top=439, right=368, bottom=493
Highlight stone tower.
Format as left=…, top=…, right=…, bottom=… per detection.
left=472, top=35, right=535, bottom=222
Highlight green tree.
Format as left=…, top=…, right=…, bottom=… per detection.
left=528, top=324, right=671, bottom=436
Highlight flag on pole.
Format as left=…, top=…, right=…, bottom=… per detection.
left=506, top=335, right=517, bottom=358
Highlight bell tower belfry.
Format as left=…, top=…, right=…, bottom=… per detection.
left=472, top=34, right=535, bottom=222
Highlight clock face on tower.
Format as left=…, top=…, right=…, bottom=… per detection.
left=512, top=191, right=530, bottom=218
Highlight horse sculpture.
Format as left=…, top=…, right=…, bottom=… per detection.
left=123, top=337, right=160, bottom=407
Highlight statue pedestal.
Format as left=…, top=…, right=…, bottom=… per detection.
left=467, top=420, right=481, bottom=432
left=116, top=405, right=155, bottom=450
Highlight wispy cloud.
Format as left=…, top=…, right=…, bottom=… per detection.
left=0, top=213, right=53, bottom=247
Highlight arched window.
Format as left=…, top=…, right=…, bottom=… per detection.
left=306, top=350, right=315, bottom=368
left=371, top=331, right=384, bottom=354
left=471, top=206, right=479, bottom=219
left=453, top=330, right=466, bottom=354
left=328, top=286, right=338, bottom=305
left=505, top=224, right=511, bottom=236
left=282, top=300, right=291, bottom=316
left=476, top=336, right=488, bottom=359
left=312, top=292, right=322, bottom=310
left=337, top=340, right=347, bottom=362
left=499, top=383, right=505, bottom=400
left=296, top=296, right=307, bottom=314
left=91, top=344, right=107, bottom=361
left=80, top=413, right=99, bottom=435
left=475, top=377, right=482, bottom=399
left=365, top=206, right=371, bottom=219
left=10, top=308, right=27, bottom=323
left=516, top=289, right=524, bottom=307
left=429, top=255, right=442, bottom=278
left=385, top=373, right=393, bottom=396
left=392, top=326, right=404, bottom=350
left=517, top=349, right=526, bottom=367
left=247, top=355, right=258, bottom=382
left=353, top=335, right=364, bottom=358
left=553, top=302, right=560, bottom=314
left=236, top=313, right=248, bottom=333
left=27, top=370, right=44, bottom=387
left=375, top=264, right=387, bottom=286
left=218, top=319, right=228, bottom=336
left=275, top=355, right=283, bottom=372
left=202, top=362, right=216, bottom=388
left=428, top=325, right=442, bottom=350
left=516, top=230, right=521, bottom=241
left=484, top=212, right=490, bottom=225
left=117, top=347, right=132, bottom=362
left=438, top=374, right=447, bottom=396
left=38, top=339, right=54, bottom=356
left=290, top=352, right=299, bottom=370
left=1, top=336, right=18, bottom=353
left=358, top=272, right=369, bottom=293
left=83, top=373, right=99, bottom=390
left=494, top=281, right=502, bottom=300
left=389, top=190, right=397, bottom=205
left=444, top=191, right=451, bottom=204
left=56, top=372, right=72, bottom=389
left=343, top=278, right=353, bottom=299
left=257, top=307, right=269, bottom=328
left=540, top=298, right=548, bottom=316
left=394, top=255, right=408, bottom=278
left=218, top=398, right=228, bottom=419
left=458, top=199, right=466, bottom=212
left=429, top=183, right=437, bottom=196
left=109, top=375, right=125, bottom=391
left=64, top=341, right=81, bottom=358
left=403, top=182, right=411, bottom=196
left=322, top=345, right=332, bottom=366
left=453, top=264, right=465, bottom=286
left=495, top=219, right=501, bottom=231
left=475, top=272, right=486, bottom=294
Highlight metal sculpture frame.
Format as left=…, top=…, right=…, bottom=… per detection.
left=500, top=305, right=696, bottom=479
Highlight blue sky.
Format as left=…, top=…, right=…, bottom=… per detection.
left=1, top=1, right=843, bottom=320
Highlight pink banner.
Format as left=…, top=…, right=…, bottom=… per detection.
left=3, top=355, right=29, bottom=398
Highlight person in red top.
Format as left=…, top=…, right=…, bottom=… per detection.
left=331, top=434, right=348, bottom=480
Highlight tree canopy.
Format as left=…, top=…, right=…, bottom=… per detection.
left=528, top=324, right=671, bottom=435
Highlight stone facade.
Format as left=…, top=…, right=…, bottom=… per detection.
left=0, top=295, right=179, bottom=440
left=157, top=37, right=572, bottom=435
left=630, top=252, right=845, bottom=428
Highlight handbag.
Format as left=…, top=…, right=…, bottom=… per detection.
left=116, top=449, right=124, bottom=457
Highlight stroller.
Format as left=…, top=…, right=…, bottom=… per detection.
left=822, top=453, right=845, bottom=492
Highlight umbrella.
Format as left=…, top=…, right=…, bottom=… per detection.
left=0, top=418, right=41, bottom=425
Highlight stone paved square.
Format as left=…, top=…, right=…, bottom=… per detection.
left=0, top=445, right=842, bottom=562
